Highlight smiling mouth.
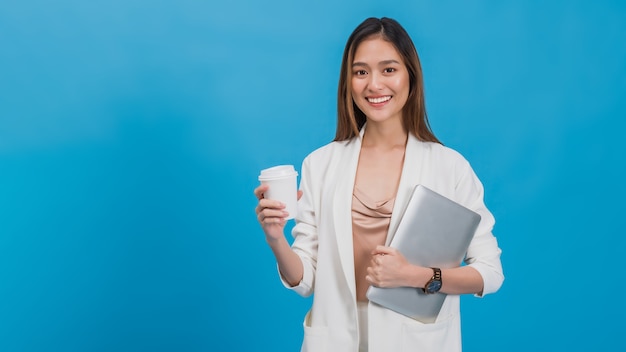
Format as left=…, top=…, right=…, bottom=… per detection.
left=367, top=96, right=391, bottom=104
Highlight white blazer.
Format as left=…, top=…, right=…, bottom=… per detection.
left=280, top=128, right=504, bottom=352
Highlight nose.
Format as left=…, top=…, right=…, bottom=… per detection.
left=368, top=72, right=384, bottom=91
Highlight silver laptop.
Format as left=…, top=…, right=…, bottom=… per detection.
left=366, top=184, right=481, bottom=323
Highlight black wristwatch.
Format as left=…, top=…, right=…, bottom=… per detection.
left=423, top=267, right=442, bottom=294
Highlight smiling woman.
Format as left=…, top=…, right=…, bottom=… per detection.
left=335, top=18, right=440, bottom=146
left=350, top=39, right=410, bottom=128
left=253, top=17, right=503, bottom=352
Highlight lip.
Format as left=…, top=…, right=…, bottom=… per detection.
left=366, top=95, right=392, bottom=106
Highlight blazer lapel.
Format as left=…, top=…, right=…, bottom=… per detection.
left=332, top=130, right=364, bottom=300
left=385, top=134, right=424, bottom=246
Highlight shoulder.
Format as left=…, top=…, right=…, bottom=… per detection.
left=299, top=138, right=357, bottom=183
left=303, top=138, right=354, bottom=164
left=411, top=140, right=478, bottom=189
left=417, top=140, right=470, bottom=167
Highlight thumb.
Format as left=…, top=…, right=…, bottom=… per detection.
left=372, top=245, right=396, bottom=256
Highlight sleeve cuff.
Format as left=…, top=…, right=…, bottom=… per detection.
left=468, top=259, right=504, bottom=298
left=277, top=260, right=314, bottom=297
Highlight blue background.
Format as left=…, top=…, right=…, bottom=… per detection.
left=1, top=1, right=625, bottom=351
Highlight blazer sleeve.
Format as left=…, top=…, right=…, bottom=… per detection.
left=277, top=154, right=318, bottom=297
left=455, top=161, right=504, bottom=297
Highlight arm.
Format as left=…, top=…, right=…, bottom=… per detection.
left=367, top=160, right=504, bottom=296
left=366, top=246, right=485, bottom=295
left=254, top=155, right=321, bottom=295
left=254, top=184, right=304, bottom=287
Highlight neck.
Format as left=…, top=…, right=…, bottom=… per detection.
left=362, top=120, right=408, bottom=149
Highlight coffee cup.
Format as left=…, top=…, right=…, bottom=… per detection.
left=258, top=165, right=299, bottom=220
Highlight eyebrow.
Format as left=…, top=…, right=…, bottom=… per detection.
left=352, top=59, right=401, bottom=68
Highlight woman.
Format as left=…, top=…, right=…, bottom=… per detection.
left=254, top=17, right=503, bottom=352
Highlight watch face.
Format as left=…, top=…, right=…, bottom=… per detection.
left=426, top=280, right=442, bottom=293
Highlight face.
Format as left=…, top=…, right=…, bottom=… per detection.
left=351, top=37, right=410, bottom=126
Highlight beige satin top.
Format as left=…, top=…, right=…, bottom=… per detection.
left=352, top=186, right=395, bottom=302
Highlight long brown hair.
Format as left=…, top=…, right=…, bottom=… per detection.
left=334, top=17, right=441, bottom=144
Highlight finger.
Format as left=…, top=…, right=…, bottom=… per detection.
left=264, top=217, right=286, bottom=225
left=367, top=274, right=383, bottom=287
left=368, top=253, right=385, bottom=269
left=376, top=256, right=384, bottom=265
left=254, top=184, right=269, bottom=200
left=258, top=198, right=286, bottom=210
left=366, top=267, right=378, bottom=282
left=256, top=203, right=287, bottom=227
left=258, top=212, right=287, bottom=226
left=258, top=208, right=289, bottom=221
left=297, top=190, right=303, bottom=200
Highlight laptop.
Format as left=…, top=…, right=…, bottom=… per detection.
left=366, top=184, right=481, bottom=323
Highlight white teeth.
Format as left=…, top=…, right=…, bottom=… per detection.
left=367, top=96, right=391, bottom=104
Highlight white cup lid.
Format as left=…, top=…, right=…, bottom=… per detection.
left=259, top=165, right=298, bottom=180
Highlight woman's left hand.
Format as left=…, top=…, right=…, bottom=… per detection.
left=366, top=245, right=414, bottom=288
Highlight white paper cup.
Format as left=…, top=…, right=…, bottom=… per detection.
left=258, top=165, right=298, bottom=220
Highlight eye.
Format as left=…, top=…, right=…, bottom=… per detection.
left=383, top=67, right=396, bottom=74
left=354, top=69, right=368, bottom=76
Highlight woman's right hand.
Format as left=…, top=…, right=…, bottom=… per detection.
left=254, top=184, right=306, bottom=286
left=254, top=184, right=291, bottom=242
